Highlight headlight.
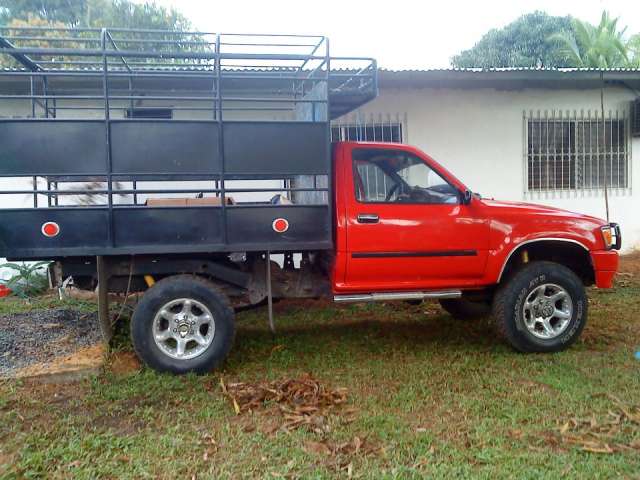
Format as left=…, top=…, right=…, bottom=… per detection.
left=601, top=223, right=621, bottom=250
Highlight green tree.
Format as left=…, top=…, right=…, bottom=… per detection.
left=83, top=0, right=190, bottom=31
left=451, top=11, right=576, bottom=68
left=0, top=0, right=191, bottom=30
left=0, top=0, right=199, bottom=69
left=0, top=0, right=86, bottom=26
left=548, top=11, right=630, bottom=68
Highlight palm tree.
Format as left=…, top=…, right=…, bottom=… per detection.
left=548, top=11, right=637, bottom=222
left=629, top=34, right=640, bottom=67
left=549, top=11, right=630, bottom=68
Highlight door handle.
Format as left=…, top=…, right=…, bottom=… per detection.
left=357, top=213, right=379, bottom=224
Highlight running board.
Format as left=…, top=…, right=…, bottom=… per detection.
left=333, top=290, right=462, bottom=303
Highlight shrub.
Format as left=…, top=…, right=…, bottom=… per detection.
left=0, top=261, right=51, bottom=299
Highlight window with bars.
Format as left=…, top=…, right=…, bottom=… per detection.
left=331, top=114, right=406, bottom=200
left=331, top=121, right=403, bottom=143
left=526, top=111, right=629, bottom=192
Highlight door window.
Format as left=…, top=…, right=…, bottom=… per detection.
left=353, top=149, right=459, bottom=204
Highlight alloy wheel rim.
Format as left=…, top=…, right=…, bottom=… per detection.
left=522, top=283, right=573, bottom=340
left=152, top=298, right=215, bottom=360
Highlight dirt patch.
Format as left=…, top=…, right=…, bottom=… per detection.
left=13, top=344, right=104, bottom=380
left=619, top=251, right=640, bottom=277
left=0, top=452, right=15, bottom=476
left=303, top=436, right=385, bottom=473
left=108, top=351, right=141, bottom=375
left=92, top=411, right=146, bottom=436
left=0, top=308, right=102, bottom=378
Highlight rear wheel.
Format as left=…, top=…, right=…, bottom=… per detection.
left=131, top=275, right=235, bottom=374
left=492, top=261, right=587, bottom=353
left=439, top=298, right=491, bottom=320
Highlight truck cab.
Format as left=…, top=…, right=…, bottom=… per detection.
left=332, top=141, right=619, bottom=294
left=326, top=140, right=620, bottom=357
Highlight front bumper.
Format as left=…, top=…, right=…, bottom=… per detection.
left=591, top=250, right=619, bottom=288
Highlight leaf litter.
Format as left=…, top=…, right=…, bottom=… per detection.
left=220, top=373, right=348, bottom=426
left=538, top=394, right=640, bottom=454
left=218, top=373, right=383, bottom=470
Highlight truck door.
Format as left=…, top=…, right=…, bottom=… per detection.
left=342, top=144, right=489, bottom=291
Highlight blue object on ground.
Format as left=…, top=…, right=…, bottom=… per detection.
left=635, top=351, right=640, bottom=361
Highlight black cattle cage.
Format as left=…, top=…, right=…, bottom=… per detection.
left=0, top=27, right=377, bottom=260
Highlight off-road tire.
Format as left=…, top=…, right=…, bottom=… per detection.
left=131, top=275, right=235, bottom=374
left=439, top=298, right=491, bottom=320
left=492, top=261, right=587, bottom=353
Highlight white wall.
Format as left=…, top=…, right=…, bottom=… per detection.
left=345, top=86, right=639, bottom=251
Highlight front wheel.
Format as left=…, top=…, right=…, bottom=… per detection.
left=131, top=275, right=235, bottom=374
left=492, top=261, right=587, bottom=353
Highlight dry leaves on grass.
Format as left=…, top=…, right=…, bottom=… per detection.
left=615, top=272, right=635, bottom=288
left=304, top=436, right=385, bottom=472
left=219, top=373, right=349, bottom=432
left=580, top=324, right=628, bottom=349
left=548, top=394, right=640, bottom=454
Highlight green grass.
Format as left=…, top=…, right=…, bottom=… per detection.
left=0, top=294, right=96, bottom=316
left=1, top=267, right=639, bottom=479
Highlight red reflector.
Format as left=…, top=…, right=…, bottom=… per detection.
left=272, top=218, right=289, bottom=233
left=41, top=222, right=60, bottom=237
left=0, top=285, right=10, bottom=298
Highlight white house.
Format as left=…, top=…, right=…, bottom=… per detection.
left=1, top=67, right=639, bottom=282
left=333, top=68, right=640, bottom=251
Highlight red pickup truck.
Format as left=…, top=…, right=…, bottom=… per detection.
left=0, top=29, right=621, bottom=374
left=118, top=141, right=619, bottom=373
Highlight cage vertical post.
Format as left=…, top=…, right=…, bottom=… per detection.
left=266, top=251, right=275, bottom=333
left=96, top=256, right=113, bottom=343
left=215, top=33, right=228, bottom=244
left=29, top=75, right=35, bottom=117
left=325, top=37, right=333, bottom=246
left=101, top=28, right=115, bottom=247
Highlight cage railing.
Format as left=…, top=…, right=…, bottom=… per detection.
left=0, top=27, right=375, bottom=122
left=0, top=28, right=374, bottom=256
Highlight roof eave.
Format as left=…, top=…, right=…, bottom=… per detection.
left=377, top=68, right=640, bottom=91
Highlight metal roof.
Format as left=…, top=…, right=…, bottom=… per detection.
left=381, top=67, right=640, bottom=72
left=377, top=67, right=640, bottom=91
left=2, top=65, right=640, bottom=91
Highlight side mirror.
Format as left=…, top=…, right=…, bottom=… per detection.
left=462, top=189, right=473, bottom=205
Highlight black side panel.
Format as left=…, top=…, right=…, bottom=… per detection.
left=0, top=121, right=106, bottom=175
left=110, top=121, right=221, bottom=174
left=0, top=209, right=109, bottom=255
left=226, top=206, right=329, bottom=245
left=223, top=122, right=328, bottom=175
left=113, top=207, right=223, bottom=247
left=0, top=207, right=332, bottom=258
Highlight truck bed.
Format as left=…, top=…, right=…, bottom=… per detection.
left=0, top=29, right=377, bottom=259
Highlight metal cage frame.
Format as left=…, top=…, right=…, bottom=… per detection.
left=0, top=27, right=377, bottom=259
